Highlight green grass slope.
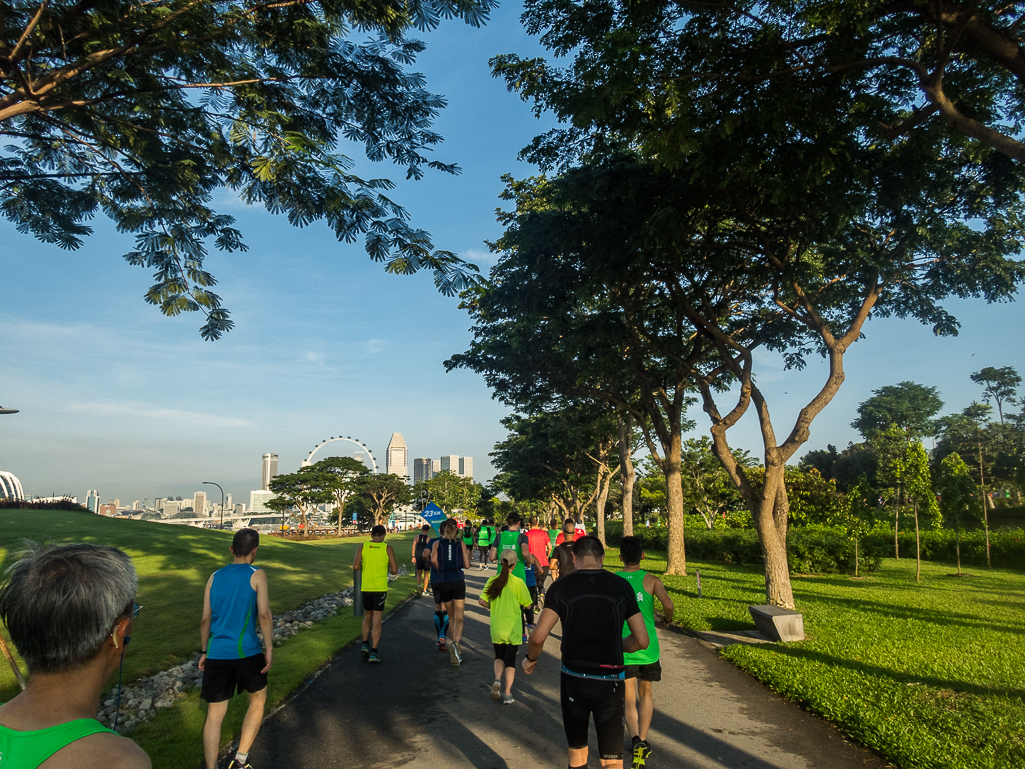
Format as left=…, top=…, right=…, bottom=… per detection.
left=614, top=551, right=1025, bottom=769
left=0, top=510, right=417, bottom=768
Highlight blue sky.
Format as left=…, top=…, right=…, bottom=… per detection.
left=0, top=2, right=1023, bottom=505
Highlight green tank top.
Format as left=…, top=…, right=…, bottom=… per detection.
left=361, top=541, right=390, bottom=592
left=498, top=530, right=526, bottom=581
left=0, top=718, right=114, bottom=768
left=548, top=529, right=559, bottom=546
left=477, top=526, right=493, bottom=546
left=617, top=569, right=660, bottom=665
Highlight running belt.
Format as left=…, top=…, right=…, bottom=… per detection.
left=561, top=664, right=625, bottom=680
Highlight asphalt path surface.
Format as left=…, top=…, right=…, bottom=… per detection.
left=249, top=565, right=888, bottom=769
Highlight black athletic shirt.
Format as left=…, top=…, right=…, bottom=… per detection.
left=544, top=568, right=640, bottom=675
left=434, top=537, right=465, bottom=584
left=550, top=541, right=576, bottom=577
left=414, top=533, right=430, bottom=562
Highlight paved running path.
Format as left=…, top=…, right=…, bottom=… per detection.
left=249, top=566, right=888, bottom=769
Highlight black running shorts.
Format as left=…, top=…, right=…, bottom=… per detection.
left=624, top=660, right=662, bottom=682
left=201, top=654, right=267, bottom=703
left=414, top=557, right=429, bottom=572
left=559, top=672, right=625, bottom=760
left=435, top=580, right=466, bottom=603
left=362, top=590, right=387, bottom=612
left=493, top=643, right=519, bottom=667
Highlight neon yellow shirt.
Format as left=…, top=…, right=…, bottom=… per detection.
left=483, top=574, right=532, bottom=644
left=361, top=541, right=390, bottom=592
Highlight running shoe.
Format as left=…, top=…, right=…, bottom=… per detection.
left=360, top=642, right=370, bottom=660
left=502, top=694, right=514, bottom=705
left=490, top=680, right=502, bottom=702
left=449, top=640, right=461, bottom=666
left=437, top=637, right=447, bottom=652
left=631, top=740, right=651, bottom=769
left=521, top=633, right=528, bottom=644
left=368, top=651, right=381, bottom=663
left=227, top=760, right=253, bottom=769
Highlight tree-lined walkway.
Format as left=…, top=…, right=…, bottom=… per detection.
left=250, top=570, right=886, bottom=768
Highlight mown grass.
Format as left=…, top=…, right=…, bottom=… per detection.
left=608, top=550, right=1025, bottom=769
left=0, top=509, right=417, bottom=768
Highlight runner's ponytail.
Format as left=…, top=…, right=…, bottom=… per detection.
left=484, top=558, right=513, bottom=601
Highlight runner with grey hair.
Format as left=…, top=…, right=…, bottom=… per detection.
left=0, top=542, right=151, bottom=768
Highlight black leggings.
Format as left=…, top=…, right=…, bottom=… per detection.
left=560, top=672, right=625, bottom=760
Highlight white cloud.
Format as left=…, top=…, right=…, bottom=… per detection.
left=461, top=247, right=498, bottom=267
left=66, top=402, right=253, bottom=428
left=365, top=338, right=386, bottom=355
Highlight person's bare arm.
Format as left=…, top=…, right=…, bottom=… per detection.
left=461, top=541, right=471, bottom=569
left=198, top=574, right=214, bottom=671
left=623, top=612, right=649, bottom=655
left=387, top=544, right=398, bottom=575
left=352, top=544, right=363, bottom=571
left=648, top=574, right=675, bottom=626
left=522, top=607, right=559, bottom=675
left=252, top=568, right=274, bottom=673
left=431, top=541, right=440, bottom=570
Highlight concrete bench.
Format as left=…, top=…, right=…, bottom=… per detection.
left=748, top=605, right=805, bottom=642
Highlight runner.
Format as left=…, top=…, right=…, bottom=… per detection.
left=525, top=516, right=552, bottom=607
left=478, top=550, right=532, bottom=705
left=488, top=513, right=534, bottom=643
left=522, top=535, right=649, bottom=769
left=549, top=519, right=579, bottom=581
left=199, top=528, right=273, bottom=769
left=431, top=519, right=470, bottom=666
left=462, top=520, right=476, bottom=567
left=0, top=543, right=151, bottom=769
left=353, top=525, right=398, bottom=663
left=412, top=523, right=433, bottom=597
left=476, top=518, right=496, bottom=570
left=424, top=527, right=449, bottom=652
left=616, top=536, right=675, bottom=769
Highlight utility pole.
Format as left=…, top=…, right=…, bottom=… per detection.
left=976, top=428, right=991, bottom=569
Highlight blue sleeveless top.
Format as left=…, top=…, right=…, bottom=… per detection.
left=208, top=563, right=262, bottom=659
left=434, top=538, right=465, bottom=584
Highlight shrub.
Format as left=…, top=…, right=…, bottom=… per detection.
left=604, top=522, right=882, bottom=573
left=862, top=528, right=1025, bottom=571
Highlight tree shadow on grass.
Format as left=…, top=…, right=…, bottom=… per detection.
left=761, top=644, right=1025, bottom=700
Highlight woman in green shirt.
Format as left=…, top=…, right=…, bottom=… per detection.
left=478, top=550, right=532, bottom=705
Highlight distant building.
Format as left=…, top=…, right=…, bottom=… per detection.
left=97, top=503, right=117, bottom=517
left=413, top=458, right=434, bottom=484
left=132, top=500, right=141, bottom=510
left=459, top=457, right=473, bottom=479
left=85, top=489, right=99, bottom=513
left=386, top=433, right=409, bottom=481
left=249, top=490, right=275, bottom=514
left=161, top=500, right=181, bottom=517
left=153, top=497, right=163, bottom=513
left=0, top=472, right=24, bottom=502
left=440, top=455, right=459, bottom=475
left=234, top=503, right=245, bottom=515
left=225, top=493, right=232, bottom=511
left=261, top=453, right=278, bottom=491
left=194, top=491, right=207, bottom=517
left=432, top=459, right=440, bottom=474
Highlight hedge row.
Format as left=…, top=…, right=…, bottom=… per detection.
left=603, top=520, right=1025, bottom=573
left=603, top=522, right=882, bottom=574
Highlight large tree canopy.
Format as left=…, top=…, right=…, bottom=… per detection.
left=1, top=0, right=494, bottom=338
left=851, top=381, right=945, bottom=440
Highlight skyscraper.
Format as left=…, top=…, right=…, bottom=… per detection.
left=386, top=433, right=409, bottom=481
left=85, top=489, right=99, bottom=513
left=261, top=453, right=279, bottom=491
left=194, top=490, right=207, bottom=517
left=440, top=455, right=459, bottom=475
left=459, top=457, right=473, bottom=479
left=413, top=458, right=433, bottom=484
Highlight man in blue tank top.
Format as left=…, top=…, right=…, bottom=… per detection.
left=199, top=529, right=273, bottom=769
left=0, top=543, right=151, bottom=769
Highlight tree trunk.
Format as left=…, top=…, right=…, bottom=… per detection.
left=914, top=501, right=921, bottom=584
left=664, top=428, right=687, bottom=576
left=854, top=537, right=859, bottom=578
left=753, top=463, right=795, bottom=608
left=596, top=474, right=609, bottom=546
left=978, top=434, right=991, bottom=568
left=618, top=412, right=635, bottom=538
left=894, top=486, right=901, bottom=560
left=956, top=531, right=962, bottom=577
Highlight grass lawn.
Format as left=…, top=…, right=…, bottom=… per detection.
left=609, top=550, right=1025, bottom=769
left=0, top=509, right=417, bottom=768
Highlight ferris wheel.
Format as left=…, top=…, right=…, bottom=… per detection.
left=301, top=436, right=378, bottom=473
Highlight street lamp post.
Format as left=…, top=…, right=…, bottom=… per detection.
left=203, top=481, right=225, bottom=530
